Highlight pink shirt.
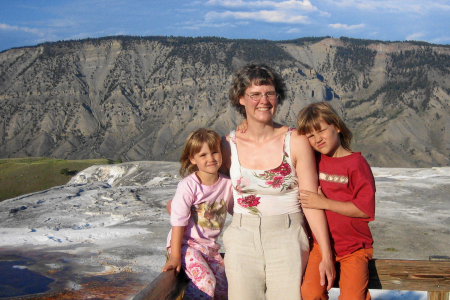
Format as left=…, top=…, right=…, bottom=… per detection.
left=167, top=173, right=234, bottom=249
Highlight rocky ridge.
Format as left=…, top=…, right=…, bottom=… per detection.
left=1, top=36, right=449, bottom=167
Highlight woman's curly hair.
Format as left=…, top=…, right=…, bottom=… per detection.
left=229, top=64, right=286, bottom=117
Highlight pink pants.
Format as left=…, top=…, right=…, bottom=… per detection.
left=170, top=240, right=227, bottom=300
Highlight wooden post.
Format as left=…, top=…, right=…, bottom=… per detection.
left=132, top=269, right=189, bottom=300
left=428, top=256, right=450, bottom=300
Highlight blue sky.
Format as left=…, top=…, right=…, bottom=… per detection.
left=1, top=0, right=450, bottom=52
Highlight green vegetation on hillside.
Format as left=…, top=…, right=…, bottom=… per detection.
left=163, top=38, right=294, bottom=68
left=380, top=48, right=450, bottom=110
left=339, top=36, right=387, bottom=46
left=34, top=35, right=302, bottom=72
left=333, top=42, right=377, bottom=91
left=280, top=36, right=331, bottom=45
left=389, top=47, right=450, bottom=74
left=0, top=158, right=110, bottom=202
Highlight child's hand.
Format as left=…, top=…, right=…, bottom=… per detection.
left=236, top=119, right=248, bottom=133
left=299, top=187, right=328, bottom=210
left=162, top=257, right=182, bottom=273
left=319, top=257, right=336, bottom=291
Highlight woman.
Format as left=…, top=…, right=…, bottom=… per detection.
left=220, top=64, right=335, bottom=300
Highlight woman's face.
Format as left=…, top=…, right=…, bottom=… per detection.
left=239, top=83, right=278, bottom=123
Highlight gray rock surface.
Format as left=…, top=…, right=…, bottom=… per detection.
left=0, top=162, right=449, bottom=299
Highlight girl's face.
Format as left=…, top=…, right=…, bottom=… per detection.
left=189, top=142, right=222, bottom=177
left=239, top=83, right=278, bottom=123
left=305, top=119, right=342, bottom=157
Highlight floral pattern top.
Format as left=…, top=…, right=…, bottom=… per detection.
left=229, top=128, right=301, bottom=216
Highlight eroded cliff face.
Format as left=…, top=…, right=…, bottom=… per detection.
left=1, top=37, right=449, bottom=167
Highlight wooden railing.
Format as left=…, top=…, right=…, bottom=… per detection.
left=132, top=268, right=189, bottom=300
left=133, top=256, right=450, bottom=300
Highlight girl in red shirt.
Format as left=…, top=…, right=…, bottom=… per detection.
left=297, top=102, right=375, bottom=300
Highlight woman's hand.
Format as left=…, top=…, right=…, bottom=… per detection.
left=299, top=187, right=328, bottom=210
left=319, top=257, right=336, bottom=290
left=162, top=256, right=182, bottom=273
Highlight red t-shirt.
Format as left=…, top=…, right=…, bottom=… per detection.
left=312, top=152, right=376, bottom=257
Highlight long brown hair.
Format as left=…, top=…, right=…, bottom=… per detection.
left=179, top=128, right=221, bottom=178
left=297, top=102, right=353, bottom=151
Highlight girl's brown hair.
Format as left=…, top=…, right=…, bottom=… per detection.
left=297, top=102, right=353, bottom=151
left=229, top=64, right=286, bottom=117
left=179, top=128, right=221, bottom=178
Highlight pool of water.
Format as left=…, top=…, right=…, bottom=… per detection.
left=0, top=261, right=54, bottom=298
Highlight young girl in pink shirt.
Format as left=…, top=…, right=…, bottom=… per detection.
left=162, top=128, right=233, bottom=300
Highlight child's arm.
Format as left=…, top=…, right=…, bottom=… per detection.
left=219, top=135, right=232, bottom=176
left=166, top=199, right=172, bottom=215
left=162, top=178, right=195, bottom=272
left=299, top=187, right=369, bottom=218
left=236, top=118, right=248, bottom=133
left=300, top=158, right=375, bottom=219
left=162, top=226, right=184, bottom=272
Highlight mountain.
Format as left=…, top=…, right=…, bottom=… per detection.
left=1, top=36, right=449, bottom=167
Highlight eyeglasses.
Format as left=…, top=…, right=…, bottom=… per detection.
left=245, top=92, right=279, bottom=101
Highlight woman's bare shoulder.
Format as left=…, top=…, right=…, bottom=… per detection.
left=290, top=129, right=312, bottom=152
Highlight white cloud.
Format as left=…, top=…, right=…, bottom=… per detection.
left=406, top=32, right=426, bottom=41
left=45, top=19, right=78, bottom=28
left=202, top=0, right=323, bottom=27
left=431, top=36, right=450, bottom=44
left=319, top=11, right=331, bottom=17
left=181, top=25, right=201, bottom=30
left=189, top=22, right=235, bottom=29
left=327, top=0, right=450, bottom=13
left=286, top=27, right=302, bottom=33
left=206, top=0, right=317, bottom=11
left=0, top=23, right=45, bottom=36
left=172, top=20, right=239, bottom=30
left=433, top=2, right=450, bottom=11
left=329, top=23, right=365, bottom=30
left=206, top=10, right=310, bottom=24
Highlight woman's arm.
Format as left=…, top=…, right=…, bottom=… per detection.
left=162, top=226, right=184, bottom=273
left=291, top=132, right=336, bottom=290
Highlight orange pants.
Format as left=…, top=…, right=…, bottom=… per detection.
left=301, top=243, right=373, bottom=300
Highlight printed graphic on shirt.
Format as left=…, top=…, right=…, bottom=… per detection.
left=235, top=176, right=260, bottom=215
left=253, top=151, right=295, bottom=191
left=192, top=199, right=228, bottom=230
left=319, top=172, right=348, bottom=184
